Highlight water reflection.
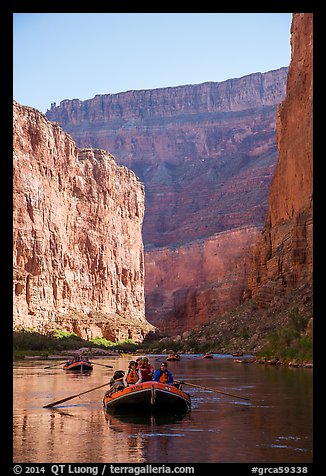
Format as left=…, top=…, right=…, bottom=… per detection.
left=13, top=356, right=313, bottom=463
left=103, top=410, right=192, bottom=463
left=104, top=409, right=190, bottom=427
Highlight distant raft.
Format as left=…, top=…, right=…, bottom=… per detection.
left=166, top=353, right=181, bottom=361
left=202, top=353, right=214, bottom=359
left=63, top=358, right=93, bottom=372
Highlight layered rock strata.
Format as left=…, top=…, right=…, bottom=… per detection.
left=145, top=226, right=260, bottom=335
left=246, top=13, right=313, bottom=308
left=46, top=69, right=288, bottom=334
left=46, top=68, right=288, bottom=248
left=13, top=101, right=154, bottom=341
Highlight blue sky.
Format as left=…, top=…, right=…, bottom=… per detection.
left=13, top=13, right=292, bottom=113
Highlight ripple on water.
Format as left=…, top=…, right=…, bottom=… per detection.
left=257, top=435, right=310, bottom=454
left=274, top=436, right=310, bottom=452
left=230, top=400, right=252, bottom=406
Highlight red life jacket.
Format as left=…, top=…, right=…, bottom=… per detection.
left=126, top=369, right=139, bottom=384
left=139, top=366, right=152, bottom=382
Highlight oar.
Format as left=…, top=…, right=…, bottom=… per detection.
left=177, top=380, right=250, bottom=401
left=91, top=362, right=113, bottom=369
left=43, top=381, right=111, bottom=408
left=44, top=361, right=67, bottom=369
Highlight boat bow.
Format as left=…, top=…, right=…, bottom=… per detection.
left=103, top=381, right=191, bottom=413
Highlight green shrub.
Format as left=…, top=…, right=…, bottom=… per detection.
left=13, top=327, right=141, bottom=356
left=288, top=307, right=309, bottom=334
left=113, top=339, right=139, bottom=352
left=13, top=329, right=56, bottom=351
left=89, top=337, right=115, bottom=347
left=257, top=308, right=312, bottom=363
left=242, top=327, right=250, bottom=340
left=52, top=330, right=79, bottom=339
left=13, top=328, right=87, bottom=354
left=90, top=337, right=139, bottom=352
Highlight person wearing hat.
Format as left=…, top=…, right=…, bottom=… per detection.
left=137, top=357, right=153, bottom=382
left=153, top=361, right=174, bottom=385
left=106, top=370, right=125, bottom=397
left=142, top=357, right=154, bottom=380
left=124, top=360, right=142, bottom=386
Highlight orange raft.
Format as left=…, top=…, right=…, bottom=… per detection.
left=166, top=353, right=181, bottom=361
left=103, top=381, right=191, bottom=413
left=202, top=353, right=214, bottom=359
left=63, top=360, right=93, bottom=372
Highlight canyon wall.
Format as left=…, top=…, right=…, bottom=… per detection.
left=46, top=68, right=288, bottom=335
left=145, top=226, right=260, bottom=335
left=246, top=13, right=313, bottom=308
left=46, top=68, right=288, bottom=248
left=13, top=101, right=154, bottom=341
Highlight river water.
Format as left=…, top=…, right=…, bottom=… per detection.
left=13, top=354, right=313, bottom=464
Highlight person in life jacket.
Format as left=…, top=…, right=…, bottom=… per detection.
left=142, top=357, right=154, bottom=380
left=123, top=361, right=142, bottom=386
left=137, top=357, right=154, bottom=382
left=153, top=362, right=173, bottom=384
left=106, top=370, right=125, bottom=397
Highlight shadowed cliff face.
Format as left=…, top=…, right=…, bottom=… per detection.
left=13, top=101, right=154, bottom=341
left=46, top=68, right=288, bottom=335
left=145, top=226, right=261, bottom=334
left=246, top=13, right=313, bottom=307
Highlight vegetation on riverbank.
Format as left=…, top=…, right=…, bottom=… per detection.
left=142, top=301, right=313, bottom=365
left=255, top=308, right=313, bottom=364
left=14, top=300, right=312, bottom=367
left=13, top=328, right=139, bottom=357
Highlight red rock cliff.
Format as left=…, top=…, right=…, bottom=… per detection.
left=13, top=101, right=154, bottom=341
left=246, top=13, right=313, bottom=306
left=47, top=69, right=288, bottom=122
left=45, top=69, right=288, bottom=335
left=145, top=226, right=260, bottom=335
left=46, top=68, right=288, bottom=248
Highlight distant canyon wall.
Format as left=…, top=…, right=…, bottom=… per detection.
left=46, top=68, right=288, bottom=248
left=46, top=69, right=288, bottom=334
left=13, top=101, right=154, bottom=341
left=47, top=68, right=289, bottom=125
left=246, top=13, right=313, bottom=308
left=145, top=226, right=260, bottom=335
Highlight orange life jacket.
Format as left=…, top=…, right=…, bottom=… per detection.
left=159, top=371, right=170, bottom=384
left=126, top=369, right=139, bottom=384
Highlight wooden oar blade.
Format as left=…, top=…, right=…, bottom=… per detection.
left=91, top=362, right=113, bottom=368
left=43, top=394, right=80, bottom=408
left=43, top=381, right=110, bottom=408
left=44, top=361, right=66, bottom=369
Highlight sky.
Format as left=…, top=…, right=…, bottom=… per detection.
left=13, top=13, right=292, bottom=114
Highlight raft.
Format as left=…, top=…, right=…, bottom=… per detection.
left=202, top=353, right=214, bottom=359
left=103, top=381, right=191, bottom=413
left=63, top=360, right=93, bottom=372
left=166, top=353, right=181, bottom=361
left=233, top=358, right=255, bottom=364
